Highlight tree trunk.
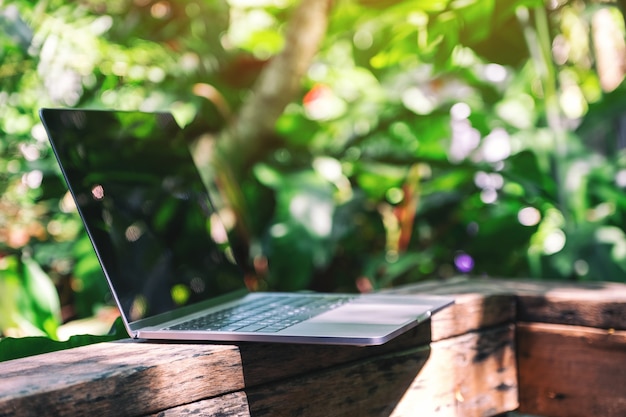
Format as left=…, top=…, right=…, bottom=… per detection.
left=220, top=0, right=333, bottom=168
left=208, top=0, right=333, bottom=275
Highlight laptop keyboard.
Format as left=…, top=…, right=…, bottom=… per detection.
left=165, top=294, right=354, bottom=333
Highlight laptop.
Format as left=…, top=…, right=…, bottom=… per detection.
left=39, top=108, right=453, bottom=346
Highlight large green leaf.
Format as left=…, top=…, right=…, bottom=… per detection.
left=0, top=317, right=127, bottom=363
left=21, top=256, right=62, bottom=338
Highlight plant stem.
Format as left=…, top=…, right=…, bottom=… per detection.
left=517, top=5, right=570, bottom=277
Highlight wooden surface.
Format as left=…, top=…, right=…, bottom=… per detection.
left=145, top=325, right=517, bottom=417
left=2, top=277, right=626, bottom=417
left=400, top=276, right=626, bottom=330
left=0, top=327, right=517, bottom=417
left=388, top=325, right=516, bottom=417
left=517, top=322, right=626, bottom=417
left=389, top=277, right=626, bottom=417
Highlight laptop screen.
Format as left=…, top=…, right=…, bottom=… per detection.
left=41, top=109, right=245, bottom=322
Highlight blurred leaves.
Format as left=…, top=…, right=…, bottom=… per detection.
left=3, top=0, right=626, bottom=346
left=21, top=256, right=61, bottom=336
left=0, top=317, right=126, bottom=362
left=0, top=254, right=59, bottom=338
left=255, top=165, right=337, bottom=290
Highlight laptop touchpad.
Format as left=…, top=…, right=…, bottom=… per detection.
left=308, top=303, right=431, bottom=325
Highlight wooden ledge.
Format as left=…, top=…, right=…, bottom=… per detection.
left=517, top=322, right=626, bottom=417
left=0, top=326, right=517, bottom=417
left=395, top=276, right=626, bottom=330
left=2, top=277, right=626, bottom=417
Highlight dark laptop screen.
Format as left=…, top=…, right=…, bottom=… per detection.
left=40, top=109, right=244, bottom=322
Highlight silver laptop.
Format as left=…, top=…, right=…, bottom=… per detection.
left=39, top=108, right=453, bottom=346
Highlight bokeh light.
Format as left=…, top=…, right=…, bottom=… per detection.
left=518, top=207, right=541, bottom=227
left=543, top=230, right=566, bottom=255
left=454, top=252, right=475, bottom=273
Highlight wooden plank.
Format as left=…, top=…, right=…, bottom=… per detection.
left=401, top=277, right=626, bottom=329
left=516, top=290, right=626, bottom=330
left=146, top=392, right=251, bottom=417
left=390, top=324, right=517, bottom=417
left=387, top=282, right=516, bottom=341
left=0, top=326, right=437, bottom=417
left=246, top=345, right=431, bottom=417
left=517, top=322, right=626, bottom=417
left=229, top=324, right=431, bottom=388
left=0, top=342, right=245, bottom=417
left=235, top=289, right=515, bottom=388
left=0, top=286, right=516, bottom=417
left=0, top=322, right=470, bottom=416
left=155, top=325, right=518, bottom=417
left=12, top=277, right=626, bottom=417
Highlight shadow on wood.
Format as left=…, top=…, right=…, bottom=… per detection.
left=151, top=324, right=433, bottom=417
left=12, top=277, right=624, bottom=416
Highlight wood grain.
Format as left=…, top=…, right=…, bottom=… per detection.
left=0, top=324, right=515, bottom=417
left=390, top=324, right=518, bottom=417
left=147, top=392, right=251, bottom=417
left=0, top=342, right=244, bottom=417
left=152, top=325, right=517, bottom=417
left=4, top=277, right=626, bottom=417
left=517, top=322, right=626, bottom=417
left=0, top=326, right=439, bottom=417
left=398, top=276, right=626, bottom=329
left=387, top=282, right=516, bottom=341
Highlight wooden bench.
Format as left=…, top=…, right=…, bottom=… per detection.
left=1, top=277, right=625, bottom=417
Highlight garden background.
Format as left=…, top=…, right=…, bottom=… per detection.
left=2, top=0, right=626, bottom=348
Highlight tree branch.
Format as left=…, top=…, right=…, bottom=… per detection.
left=222, top=0, right=333, bottom=163
left=208, top=0, right=333, bottom=269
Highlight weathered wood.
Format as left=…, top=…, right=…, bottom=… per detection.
left=3, top=277, right=626, bottom=417
left=154, top=325, right=517, bottom=417
left=400, top=276, right=626, bottom=329
left=147, top=392, right=250, bottom=417
left=0, top=286, right=517, bottom=417
left=516, top=286, right=626, bottom=330
left=517, top=322, right=626, bottom=417
left=392, top=277, right=626, bottom=417
left=388, top=281, right=516, bottom=341
left=235, top=288, right=515, bottom=387
left=0, top=324, right=516, bottom=416
left=389, top=325, right=517, bottom=417
left=0, top=342, right=245, bottom=417
left=246, top=345, right=431, bottom=417
left=1, top=330, right=432, bottom=417
left=0, top=324, right=516, bottom=417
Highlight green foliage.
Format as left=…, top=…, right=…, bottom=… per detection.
left=3, top=0, right=626, bottom=351
left=0, top=317, right=127, bottom=362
